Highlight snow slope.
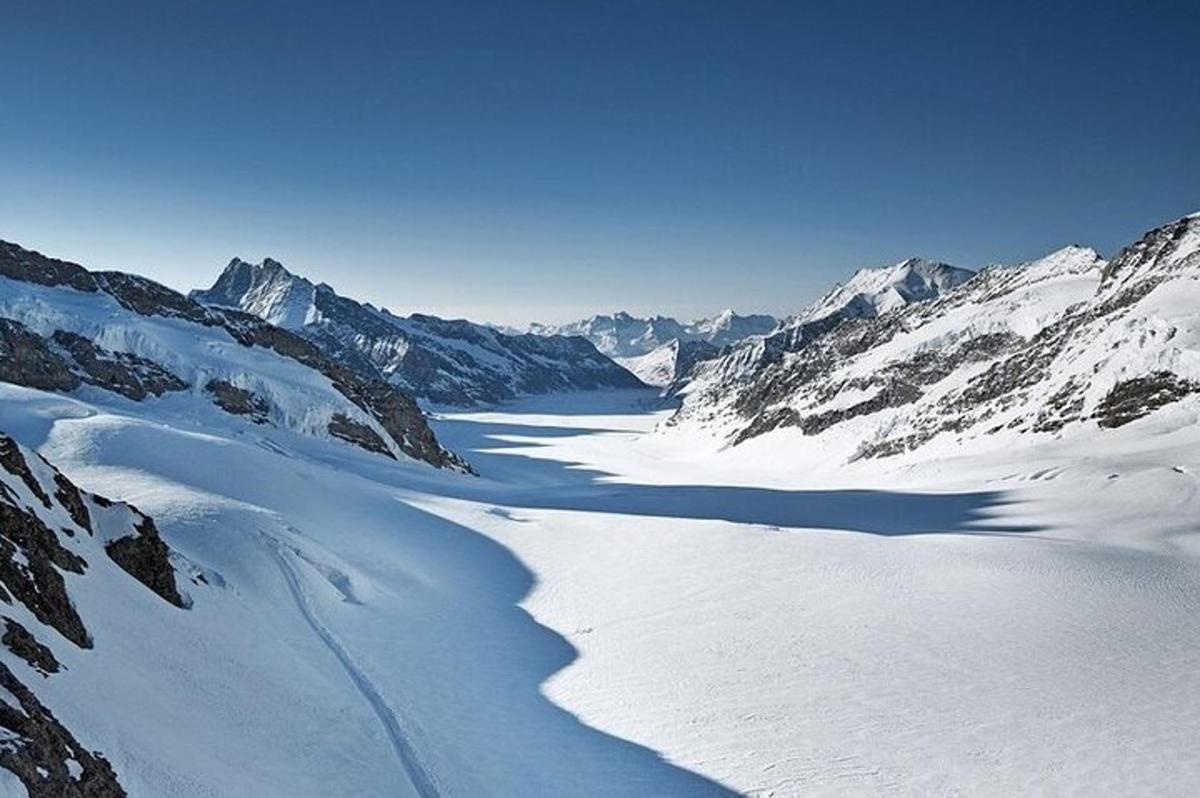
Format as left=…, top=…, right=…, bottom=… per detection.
left=424, top=390, right=1200, bottom=796
left=2, top=355, right=1200, bottom=795
left=1, top=214, right=1199, bottom=796
left=14, top=374, right=1200, bottom=796
left=614, top=338, right=719, bottom=388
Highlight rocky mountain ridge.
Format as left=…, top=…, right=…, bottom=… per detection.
left=668, top=215, right=1200, bottom=463
left=193, top=258, right=644, bottom=406
left=0, top=240, right=469, bottom=471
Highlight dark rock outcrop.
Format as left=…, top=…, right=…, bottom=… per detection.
left=0, top=499, right=91, bottom=649
left=50, top=331, right=186, bottom=400
left=104, top=517, right=185, bottom=609
left=0, top=661, right=125, bottom=797
left=681, top=216, right=1200, bottom=461
left=0, top=434, right=195, bottom=793
left=2, top=617, right=60, bottom=676
left=327, top=414, right=394, bottom=459
left=0, top=320, right=80, bottom=393
left=52, top=473, right=92, bottom=535
left=204, top=379, right=270, bottom=423
left=0, top=241, right=98, bottom=293
left=1096, top=372, right=1199, bottom=428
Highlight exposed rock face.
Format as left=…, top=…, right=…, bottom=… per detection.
left=51, top=331, right=186, bottom=400
left=205, top=379, right=270, bottom=423
left=0, top=241, right=97, bottom=293
left=0, top=432, right=197, bottom=792
left=662, top=259, right=976, bottom=401
left=1096, top=372, right=1199, bottom=428
left=0, top=462, right=91, bottom=648
left=193, top=257, right=644, bottom=406
left=104, top=517, right=185, bottom=608
left=53, top=473, right=93, bottom=534
left=672, top=216, right=1200, bottom=460
left=95, top=271, right=212, bottom=326
left=618, top=338, right=721, bottom=389
left=328, top=413, right=394, bottom=458
left=0, top=321, right=187, bottom=401
left=1, top=433, right=186, bottom=624
left=2, top=617, right=60, bottom=676
left=219, top=310, right=471, bottom=469
left=0, top=239, right=469, bottom=471
left=0, top=661, right=125, bottom=797
left=0, top=320, right=80, bottom=392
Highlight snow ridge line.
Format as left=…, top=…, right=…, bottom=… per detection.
left=262, top=534, right=441, bottom=798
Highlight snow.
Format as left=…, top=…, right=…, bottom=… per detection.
left=3, top=378, right=1200, bottom=795
left=3, top=216, right=1199, bottom=794
left=793, top=257, right=975, bottom=326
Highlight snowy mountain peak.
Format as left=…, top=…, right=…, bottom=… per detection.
left=1012, top=245, right=1104, bottom=280
left=797, top=257, right=974, bottom=326
left=194, top=256, right=317, bottom=328
left=1100, top=212, right=1200, bottom=289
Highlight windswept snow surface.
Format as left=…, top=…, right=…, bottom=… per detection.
left=3, top=386, right=1200, bottom=795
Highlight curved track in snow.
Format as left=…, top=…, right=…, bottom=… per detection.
left=264, top=536, right=441, bottom=798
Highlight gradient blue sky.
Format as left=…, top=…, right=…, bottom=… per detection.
left=1, top=1, right=1197, bottom=324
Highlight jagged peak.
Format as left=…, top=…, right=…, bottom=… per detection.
left=1100, top=212, right=1200, bottom=286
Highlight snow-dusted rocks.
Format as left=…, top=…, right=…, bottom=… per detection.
left=0, top=240, right=469, bottom=471
left=0, top=432, right=188, bottom=796
left=670, top=255, right=978, bottom=410
left=193, top=257, right=644, bottom=406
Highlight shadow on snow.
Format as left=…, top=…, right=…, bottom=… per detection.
left=51, top=412, right=737, bottom=796
left=429, top=417, right=1045, bottom=537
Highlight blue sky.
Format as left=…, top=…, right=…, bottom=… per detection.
left=1, top=1, right=1197, bottom=324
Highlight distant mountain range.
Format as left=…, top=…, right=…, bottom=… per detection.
left=529, top=310, right=779, bottom=359
left=192, top=258, right=644, bottom=405
left=523, top=260, right=973, bottom=388
left=524, top=311, right=776, bottom=386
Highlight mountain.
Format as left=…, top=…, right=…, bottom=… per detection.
left=529, top=309, right=777, bottom=388
left=0, top=240, right=469, bottom=472
left=660, top=257, right=974, bottom=397
left=2, top=216, right=1199, bottom=795
left=531, top=310, right=777, bottom=359
left=614, top=338, right=720, bottom=389
left=668, top=214, right=1200, bottom=463
left=793, top=257, right=975, bottom=325
left=193, top=258, right=644, bottom=406
left=686, top=309, right=780, bottom=349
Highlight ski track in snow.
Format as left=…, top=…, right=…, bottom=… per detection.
left=262, top=534, right=441, bottom=798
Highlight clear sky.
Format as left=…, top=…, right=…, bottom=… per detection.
left=1, top=1, right=1197, bottom=325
